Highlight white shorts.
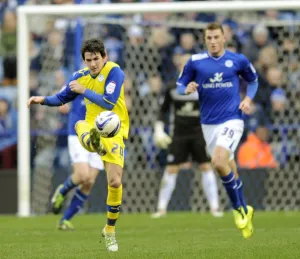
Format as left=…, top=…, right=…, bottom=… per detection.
left=201, top=119, right=244, bottom=161
left=68, top=135, right=104, bottom=170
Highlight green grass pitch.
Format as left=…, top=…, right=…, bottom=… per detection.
left=0, top=212, right=299, bottom=259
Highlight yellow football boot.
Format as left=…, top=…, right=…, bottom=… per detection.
left=51, top=184, right=65, bottom=214
left=242, top=205, right=254, bottom=239
left=233, top=206, right=248, bottom=229
left=57, top=220, right=75, bottom=231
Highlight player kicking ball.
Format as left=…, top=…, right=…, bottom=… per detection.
left=177, top=22, right=258, bottom=238
left=28, top=39, right=129, bottom=252
left=152, top=55, right=223, bottom=218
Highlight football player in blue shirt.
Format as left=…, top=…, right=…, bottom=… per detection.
left=177, top=22, right=258, bottom=239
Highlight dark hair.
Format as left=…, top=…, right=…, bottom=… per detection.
left=81, top=39, right=106, bottom=60
left=204, top=22, right=224, bottom=37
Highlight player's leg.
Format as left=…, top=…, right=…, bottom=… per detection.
left=190, top=133, right=222, bottom=217
left=51, top=135, right=89, bottom=214
left=229, top=159, right=247, bottom=213
left=202, top=120, right=247, bottom=229
left=212, top=146, right=248, bottom=228
left=58, top=164, right=100, bottom=230
left=75, top=120, right=106, bottom=155
left=214, top=120, right=248, bottom=229
left=152, top=135, right=188, bottom=218
left=100, top=134, right=125, bottom=252
left=101, top=161, right=122, bottom=252
left=152, top=164, right=180, bottom=218
left=229, top=159, right=254, bottom=238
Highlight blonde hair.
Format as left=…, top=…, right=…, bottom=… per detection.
left=204, top=22, right=224, bottom=38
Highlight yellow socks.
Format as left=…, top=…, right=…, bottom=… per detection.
left=106, top=185, right=122, bottom=232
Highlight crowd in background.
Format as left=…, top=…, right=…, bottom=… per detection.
left=0, top=0, right=299, bottom=170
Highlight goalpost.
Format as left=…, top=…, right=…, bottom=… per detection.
left=17, top=1, right=300, bottom=217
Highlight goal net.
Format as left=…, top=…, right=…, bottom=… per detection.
left=18, top=2, right=300, bottom=216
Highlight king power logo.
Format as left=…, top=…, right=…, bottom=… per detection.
left=209, top=72, right=223, bottom=83
left=203, top=72, right=233, bottom=89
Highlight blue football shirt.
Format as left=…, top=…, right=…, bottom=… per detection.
left=177, top=50, right=257, bottom=124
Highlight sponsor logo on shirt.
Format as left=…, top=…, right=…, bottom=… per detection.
left=106, top=81, right=116, bottom=94
left=203, top=72, right=233, bottom=88
left=209, top=72, right=223, bottom=83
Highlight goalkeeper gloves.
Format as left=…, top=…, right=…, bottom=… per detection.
left=153, top=121, right=172, bottom=149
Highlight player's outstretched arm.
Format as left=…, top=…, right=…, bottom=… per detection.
left=27, top=96, right=45, bottom=107
left=27, top=86, right=77, bottom=108
left=27, top=95, right=65, bottom=108
left=28, top=72, right=82, bottom=109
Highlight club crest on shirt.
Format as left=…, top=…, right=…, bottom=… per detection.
left=225, top=60, right=233, bottom=67
left=98, top=74, right=105, bottom=82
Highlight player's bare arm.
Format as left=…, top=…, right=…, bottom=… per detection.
left=69, top=80, right=86, bottom=94
left=185, top=82, right=199, bottom=95
left=239, top=96, right=252, bottom=115
left=27, top=96, right=45, bottom=107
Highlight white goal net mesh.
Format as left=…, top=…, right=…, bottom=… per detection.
left=27, top=11, right=300, bottom=214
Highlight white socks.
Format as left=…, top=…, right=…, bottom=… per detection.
left=157, top=169, right=219, bottom=212
left=157, top=171, right=178, bottom=211
left=202, top=170, right=220, bottom=211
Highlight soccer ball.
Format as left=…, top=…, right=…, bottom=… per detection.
left=94, top=111, right=121, bottom=138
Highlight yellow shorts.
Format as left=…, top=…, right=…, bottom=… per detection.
left=75, top=120, right=125, bottom=168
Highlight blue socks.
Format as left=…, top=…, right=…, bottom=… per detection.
left=60, top=176, right=78, bottom=196
left=221, top=172, right=241, bottom=210
left=62, top=188, right=88, bottom=221
left=236, top=177, right=248, bottom=214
